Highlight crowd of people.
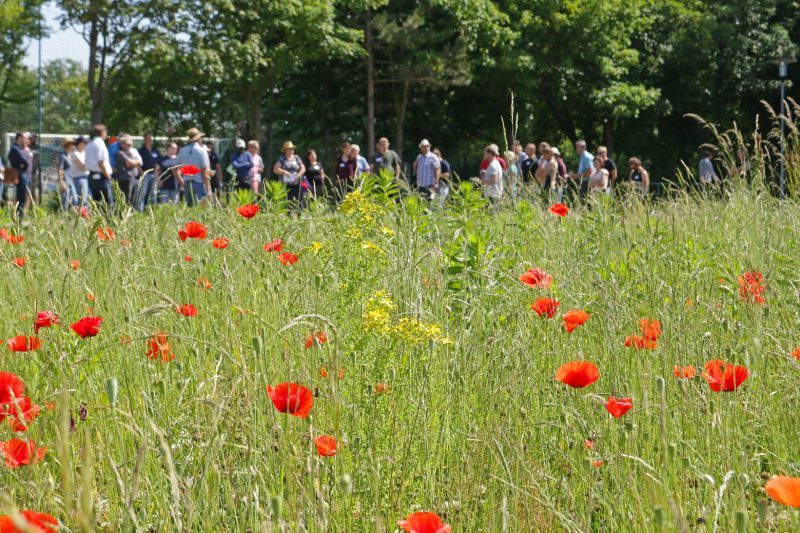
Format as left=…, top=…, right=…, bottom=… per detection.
left=3, top=123, right=736, bottom=217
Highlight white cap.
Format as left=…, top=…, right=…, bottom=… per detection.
left=235, top=139, right=246, bottom=149
left=419, top=139, right=431, bottom=147
left=552, top=147, right=560, bottom=156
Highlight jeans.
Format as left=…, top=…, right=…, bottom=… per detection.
left=0, top=181, right=5, bottom=205
left=158, top=188, right=180, bottom=204
left=89, top=174, right=115, bottom=211
left=16, top=175, right=30, bottom=218
left=137, top=172, right=157, bottom=210
left=61, top=177, right=78, bottom=211
left=73, top=176, right=89, bottom=206
left=184, top=180, right=206, bottom=207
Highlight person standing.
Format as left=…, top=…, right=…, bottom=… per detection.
left=7, top=132, right=32, bottom=218
left=412, top=139, right=440, bottom=199
left=535, top=145, right=560, bottom=202
left=57, top=138, right=77, bottom=211
left=273, top=141, right=306, bottom=206
left=114, top=135, right=142, bottom=206
left=573, top=140, right=594, bottom=200
left=628, top=157, right=650, bottom=199
left=230, top=139, right=253, bottom=191
left=589, top=155, right=610, bottom=194
left=520, top=143, right=538, bottom=185
left=481, top=145, right=503, bottom=204
left=247, top=140, right=264, bottom=196
left=514, top=140, right=527, bottom=166
left=304, top=150, right=326, bottom=198
left=85, top=124, right=114, bottom=210
left=553, top=148, right=568, bottom=194
left=334, top=141, right=356, bottom=202
left=699, top=149, right=718, bottom=186
left=137, top=134, right=160, bottom=210
left=370, top=137, right=401, bottom=179
left=177, top=127, right=211, bottom=206
left=433, top=148, right=451, bottom=181
left=0, top=153, right=5, bottom=205
left=207, top=141, right=223, bottom=199
left=350, top=144, right=370, bottom=177
left=597, top=146, right=617, bottom=185
left=71, top=136, right=89, bottom=207
left=158, top=142, right=181, bottom=204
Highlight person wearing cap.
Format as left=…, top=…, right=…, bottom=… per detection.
left=113, top=135, right=143, bottom=206
left=230, top=139, right=253, bottom=191
left=57, top=137, right=78, bottom=211
left=412, top=139, right=440, bottom=198
left=481, top=145, right=504, bottom=203
left=177, top=127, right=211, bottom=206
left=86, top=124, right=114, bottom=210
left=70, top=136, right=89, bottom=207
left=274, top=141, right=306, bottom=206
left=480, top=143, right=508, bottom=176
left=7, top=132, right=32, bottom=217
left=370, top=137, right=401, bottom=179
left=248, top=140, right=265, bottom=195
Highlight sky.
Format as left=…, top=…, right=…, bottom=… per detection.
left=23, top=4, right=88, bottom=68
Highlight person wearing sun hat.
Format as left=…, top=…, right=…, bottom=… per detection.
left=273, top=140, right=306, bottom=207
left=412, top=138, right=440, bottom=199
left=177, top=127, right=211, bottom=206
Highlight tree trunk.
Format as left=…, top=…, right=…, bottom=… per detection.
left=394, top=80, right=410, bottom=161
left=366, top=8, right=375, bottom=155
left=87, top=18, right=103, bottom=124
left=265, top=88, right=273, bottom=168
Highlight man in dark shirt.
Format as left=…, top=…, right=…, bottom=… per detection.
left=137, top=134, right=160, bottom=210
left=7, top=132, right=31, bottom=218
left=520, top=143, right=538, bottom=184
left=334, top=141, right=356, bottom=203
left=597, top=146, right=617, bottom=185
left=206, top=141, right=223, bottom=198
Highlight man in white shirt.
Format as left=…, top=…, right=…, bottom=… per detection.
left=85, top=124, right=114, bottom=210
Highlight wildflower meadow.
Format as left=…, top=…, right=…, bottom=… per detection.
left=1, top=179, right=800, bottom=531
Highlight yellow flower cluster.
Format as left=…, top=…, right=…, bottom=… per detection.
left=338, top=190, right=384, bottom=223
left=363, top=291, right=453, bottom=345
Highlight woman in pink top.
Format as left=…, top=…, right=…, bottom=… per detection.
left=247, top=140, right=264, bottom=195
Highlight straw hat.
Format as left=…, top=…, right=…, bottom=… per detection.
left=186, top=127, right=205, bottom=142
left=282, top=141, right=296, bottom=151
left=61, top=137, right=76, bottom=149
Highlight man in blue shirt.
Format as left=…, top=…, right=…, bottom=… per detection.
left=177, top=127, right=211, bottom=206
left=7, top=132, right=32, bottom=218
left=573, top=140, right=594, bottom=200
left=229, top=139, right=253, bottom=190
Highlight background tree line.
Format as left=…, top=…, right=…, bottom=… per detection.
left=2, top=0, right=798, bottom=180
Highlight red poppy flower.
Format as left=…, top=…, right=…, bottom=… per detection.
left=624, top=335, right=657, bottom=350
left=181, top=165, right=201, bottom=175
left=178, top=222, right=208, bottom=241
left=592, top=460, right=604, bottom=468
left=70, top=316, right=102, bottom=338
left=176, top=304, right=198, bottom=317
left=6, top=336, right=41, bottom=352
left=11, top=257, right=26, bottom=268
left=638, top=319, right=661, bottom=340
left=673, top=365, right=696, bottom=379
left=555, top=361, right=600, bottom=388
left=0, top=510, right=59, bottom=532
left=2, top=396, right=40, bottom=432
left=305, top=331, right=328, bottom=349
left=373, top=383, right=390, bottom=395
left=549, top=203, right=569, bottom=217
left=791, top=348, right=800, bottom=360
left=263, top=239, right=283, bottom=252
left=196, top=277, right=212, bottom=290
left=4, top=234, right=23, bottom=245
left=79, top=206, right=89, bottom=218
left=70, top=260, right=80, bottom=270
left=86, top=292, right=95, bottom=302
left=319, top=366, right=345, bottom=379
left=211, top=237, right=230, bottom=249
left=738, top=271, right=766, bottom=305
left=702, top=359, right=748, bottom=392
left=605, top=396, right=633, bottom=418
left=314, top=435, right=338, bottom=457
left=184, top=255, right=192, bottom=262
left=584, top=439, right=594, bottom=449
left=519, top=267, right=553, bottom=289
left=266, top=382, right=313, bottom=418
left=562, top=310, right=590, bottom=332
left=1, top=438, right=46, bottom=468
left=398, top=512, right=451, bottom=533
left=0, top=229, right=7, bottom=239
left=531, top=298, right=560, bottom=318
left=765, top=476, right=800, bottom=507
left=237, top=204, right=259, bottom=219
left=96, top=227, right=116, bottom=241
left=279, top=252, right=298, bottom=266
left=146, top=333, right=175, bottom=363
left=0, top=373, right=25, bottom=406
left=34, top=311, right=59, bottom=333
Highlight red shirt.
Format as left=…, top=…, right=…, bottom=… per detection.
left=481, top=156, right=507, bottom=171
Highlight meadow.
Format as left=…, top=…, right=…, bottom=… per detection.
left=1, top=178, right=800, bottom=532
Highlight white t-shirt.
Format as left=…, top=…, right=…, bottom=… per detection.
left=70, top=150, right=87, bottom=176
left=85, top=137, right=111, bottom=177
left=483, top=159, right=504, bottom=199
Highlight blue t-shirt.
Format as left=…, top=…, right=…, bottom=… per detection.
left=577, top=151, right=594, bottom=180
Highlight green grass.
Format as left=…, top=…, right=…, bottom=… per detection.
left=1, top=184, right=799, bottom=532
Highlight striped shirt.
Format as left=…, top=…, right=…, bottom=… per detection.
left=415, top=152, right=440, bottom=187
